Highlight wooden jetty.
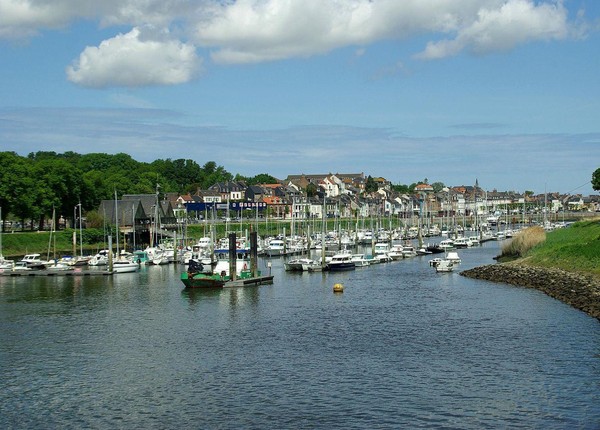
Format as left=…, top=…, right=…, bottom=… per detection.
left=224, top=274, right=274, bottom=288
left=0, top=270, right=114, bottom=277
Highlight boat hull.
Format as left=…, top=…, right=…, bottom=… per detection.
left=113, top=262, right=139, bottom=273
left=181, top=272, right=226, bottom=289
left=326, top=262, right=355, bottom=271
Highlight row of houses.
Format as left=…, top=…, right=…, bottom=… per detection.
left=98, top=174, right=600, bottom=230
left=175, top=175, right=600, bottom=221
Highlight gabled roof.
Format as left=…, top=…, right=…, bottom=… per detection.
left=123, top=194, right=163, bottom=217
left=209, top=180, right=248, bottom=192
left=98, top=199, right=147, bottom=226
left=247, top=185, right=266, bottom=194
left=196, top=189, right=221, bottom=197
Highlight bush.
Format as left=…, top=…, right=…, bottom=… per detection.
left=501, top=226, right=546, bottom=258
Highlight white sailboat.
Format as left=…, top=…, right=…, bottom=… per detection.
left=46, top=208, right=73, bottom=272
left=113, top=191, right=139, bottom=273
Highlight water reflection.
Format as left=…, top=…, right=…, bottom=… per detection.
left=181, top=287, right=221, bottom=306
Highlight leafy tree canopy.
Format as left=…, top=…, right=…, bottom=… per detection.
left=0, top=151, right=232, bottom=225
left=431, top=182, right=445, bottom=193
left=592, top=168, right=600, bottom=191
left=365, top=175, right=378, bottom=193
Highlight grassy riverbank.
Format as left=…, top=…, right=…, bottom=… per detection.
left=463, top=219, right=600, bottom=320
left=500, top=219, right=600, bottom=277
left=0, top=229, right=105, bottom=258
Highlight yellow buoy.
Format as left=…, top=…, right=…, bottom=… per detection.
left=333, top=283, right=344, bottom=293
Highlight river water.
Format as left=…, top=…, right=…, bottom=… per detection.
left=1, top=241, right=599, bottom=429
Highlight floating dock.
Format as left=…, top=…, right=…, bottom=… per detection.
left=0, top=270, right=114, bottom=277
left=224, top=274, right=274, bottom=288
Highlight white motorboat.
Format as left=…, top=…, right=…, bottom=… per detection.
left=446, top=251, right=462, bottom=265
left=264, top=239, right=286, bottom=257
left=113, top=259, right=140, bottom=273
left=435, top=259, right=454, bottom=272
left=351, top=254, right=370, bottom=267
left=302, top=260, right=324, bottom=272
left=46, top=260, right=74, bottom=272
left=284, top=257, right=317, bottom=271
left=0, top=256, right=14, bottom=270
left=387, top=245, right=404, bottom=260
left=326, top=252, right=355, bottom=271
left=88, top=250, right=109, bottom=266
left=12, top=261, right=32, bottom=271
left=373, top=253, right=393, bottom=263
left=401, top=245, right=417, bottom=258
left=19, top=254, right=48, bottom=269
left=452, top=237, right=470, bottom=248
left=439, top=239, right=454, bottom=250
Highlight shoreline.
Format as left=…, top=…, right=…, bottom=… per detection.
left=460, top=263, right=600, bottom=321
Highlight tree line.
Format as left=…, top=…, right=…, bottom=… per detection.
left=0, top=151, right=276, bottom=230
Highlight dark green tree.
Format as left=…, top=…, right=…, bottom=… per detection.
left=31, top=158, right=85, bottom=229
left=392, top=183, right=410, bottom=194
left=592, top=168, right=600, bottom=190
left=201, top=161, right=232, bottom=189
left=365, top=176, right=378, bottom=194
left=0, top=152, right=28, bottom=224
left=247, top=173, right=279, bottom=185
left=431, top=182, right=445, bottom=193
left=150, top=158, right=203, bottom=192
left=306, top=182, right=318, bottom=197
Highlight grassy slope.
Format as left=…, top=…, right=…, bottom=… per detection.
left=1, top=230, right=95, bottom=258
left=520, top=219, right=600, bottom=276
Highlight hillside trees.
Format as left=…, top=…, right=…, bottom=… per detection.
left=151, top=158, right=203, bottom=193
left=201, top=161, right=233, bottom=189
left=593, top=168, right=600, bottom=191
left=0, top=151, right=232, bottom=229
left=0, top=152, right=28, bottom=223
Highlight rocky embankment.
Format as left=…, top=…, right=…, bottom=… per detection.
left=461, top=264, right=600, bottom=321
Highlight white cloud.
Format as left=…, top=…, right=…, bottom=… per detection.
left=192, top=0, right=576, bottom=64
left=66, top=27, right=201, bottom=88
left=416, top=0, right=570, bottom=60
left=0, top=0, right=79, bottom=38
left=0, top=0, right=588, bottom=85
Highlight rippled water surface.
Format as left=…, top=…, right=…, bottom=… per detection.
left=1, top=242, right=599, bottom=429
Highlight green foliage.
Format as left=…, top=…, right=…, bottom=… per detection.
left=592, top=168, right=600, bottom=191
left=392, top=183, right=410, bottom=193
left=84, top=210, right=104, bottom=228
left=306, top=182, right=318, bottom=197
left=365, top=175, right=378, bottom=193
left=431, top=181, right=445, bottom=193
left=246, top=173, right=279, bottom=185
left=0, top=151, right=232, bottom=225
left=201, top=161, right=233, bottom=189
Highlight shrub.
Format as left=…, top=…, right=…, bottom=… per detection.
left=501, top=226, right=546, bottom=258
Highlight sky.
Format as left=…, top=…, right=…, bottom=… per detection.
left=1, top=0, right=599, bottom=196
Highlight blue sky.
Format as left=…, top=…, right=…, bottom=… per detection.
left=1, top=0, right=599, bottom=195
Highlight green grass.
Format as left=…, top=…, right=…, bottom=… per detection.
left=519, top=219, right=600, bottom=276
left=1, top=229, right=106, bottom=258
